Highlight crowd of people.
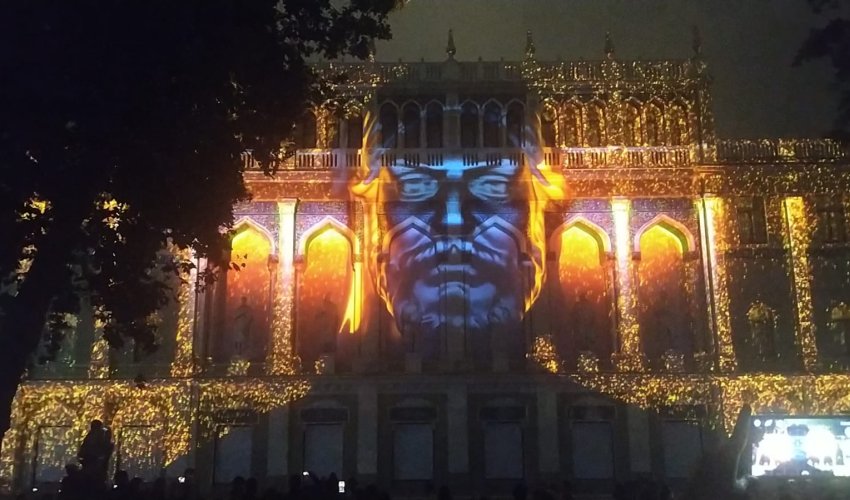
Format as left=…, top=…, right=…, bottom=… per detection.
left=34, top=471, right=680, bottom=500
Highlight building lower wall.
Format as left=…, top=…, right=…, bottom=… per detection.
left=6, top=372, right=850, bottom=496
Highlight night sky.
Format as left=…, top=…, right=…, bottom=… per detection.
left=375, top=0, right=836, bottom=139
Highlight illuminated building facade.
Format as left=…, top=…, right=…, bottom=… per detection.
left=3, top=32, right=850, bottom=495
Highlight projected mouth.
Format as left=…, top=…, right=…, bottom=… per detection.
left=429, top=264, right=476, bottom=285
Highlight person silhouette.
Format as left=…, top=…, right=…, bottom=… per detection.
left=77, top=419, right=113, bottom=487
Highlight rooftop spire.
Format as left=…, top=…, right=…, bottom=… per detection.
left=604, top=32, right=615, bottom=59
left=525, top=30, right=536, bottom=59
left=446, top=29, right=456, bottom=60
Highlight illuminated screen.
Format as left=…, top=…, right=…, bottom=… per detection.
left=750, top=416, right=850, bottom=477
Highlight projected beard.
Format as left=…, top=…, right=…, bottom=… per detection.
left=358, top=156, right=547, bottom=360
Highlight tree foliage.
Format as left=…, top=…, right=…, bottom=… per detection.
left=0, top=0, right=394, bottom=434
left=796, top=0, right=850, bottom=139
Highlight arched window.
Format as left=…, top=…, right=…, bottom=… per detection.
left=460, top=102, right=479, bottom=148
left=297, top=227, right=354, bottom=371
left=644, top=103, right=663, bottom=146
left=402, top=103, right=421, bottom=149
left=425, top=102, right=443, bottom=148
left=637, top=223, right=691, bottom=364
left=324, top=111, right=339, bottom=148
left=299, top=111, right=317, bottom=148
left=585, top=103, right=605, bottom=147
left=541, top=103, right=557, bottom=147
left=483, top=102, right=502, bottom=147
left=380, top=103, right=398, bottom=148
left=505, top=102, right=524, bottom=147
left=624, top=101, right=642, bottom=146
left=668, top=103, right=689, bottom=146
left=347, top=113, right=363, bottom=149
left=221, top=225, right=273, bottom=362
left=560, top=104, right=581, bottom=147
left=556, top=223, right=612, bottom=365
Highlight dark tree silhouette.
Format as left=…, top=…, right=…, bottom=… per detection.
left=796, top=0, right=850, bottom=139
left=0, top=0, right=394, bottom=435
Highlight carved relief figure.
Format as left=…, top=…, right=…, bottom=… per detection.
left=748, top=301, right=777, bottom=361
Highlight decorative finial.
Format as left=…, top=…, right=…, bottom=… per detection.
left=692, top=25, right=702, bottom=57
left=446, top=29, right=456, bottom=59
left=604, top=32, right=615, bottom=59
left=525, top=30, right=536, bottom=58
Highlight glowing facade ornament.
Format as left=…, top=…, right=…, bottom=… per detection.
left=170, top=251, right=197, bottom=378
left=267, top=200, right=298, bottom=375
left=611, top=197, right=641, bottom=370
left=782, top=196, right=818, bottom=370
left=697, top=197, right=736, bottom=370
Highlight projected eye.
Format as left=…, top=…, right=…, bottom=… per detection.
left=469, top=175, right=510, bottom=201
left=397, top=173, right=438, bottom=201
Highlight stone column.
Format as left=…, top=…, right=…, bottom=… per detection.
left=611, top=198, right=643, bottom=371
left=447, top=385, right=469, bottom=475
left=266, top=405, right=290, bottom=485
left=696, top=197, right=736, bottom=371
left=536, top=388, right=559, bottom=476
left=267, top=200, right=298, bottom=375
left=626, top=406, right=651, bottom=475
left=782, top=196, right=818, bottom=369
left=357, top=384, right=378, bottom=480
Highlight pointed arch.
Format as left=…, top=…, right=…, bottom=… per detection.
left=506, top=100, right=525, bottom=147
left=540, top=99, right=558, bottom=147
left=296, top=218, right=358, bottom=365
left=297, top=109, right=318, bottom=148
left=482, top=100, right=503, bottom=147
left=233, top=217, right=277, bottom=255
left=552, top=215, right=614, bottom=362
left=460, top=100, right=480, bottom=148
left=560, top=101, right=582, bottom=147
left=668, top=99, right=690, bottom=146
left=584, top=100, right=606, bottom=147
left=633, top=214, right=696, bottom=254
left=379, top=101, right=399, bottom=148
left=624, top=98, right=643, bottom=146
left=401, top=101, right=422, bottom=149
left=425, top=100, right=444, bottom=148
left=550, top=216, right=612, bottom=256
left=643, top=100, right=664, bottom=146
left=297, top=216, right=359, bottom=259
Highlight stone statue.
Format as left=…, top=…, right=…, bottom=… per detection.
left=77, top=419, right=113, bottom=486
left=233, top=296, right=253, bottom=357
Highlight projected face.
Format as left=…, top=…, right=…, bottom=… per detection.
left=352, top=146, right=555, bottom=358
left=384, top=160, right=529, bottom=337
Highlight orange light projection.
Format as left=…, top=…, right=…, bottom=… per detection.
left=297, top=229, right=353, bottom=366
left=226, top=227, right=272, bottom=360
left=637, top=225, right=689, bottom=360
left=557, top=225, right=611, bottom=357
